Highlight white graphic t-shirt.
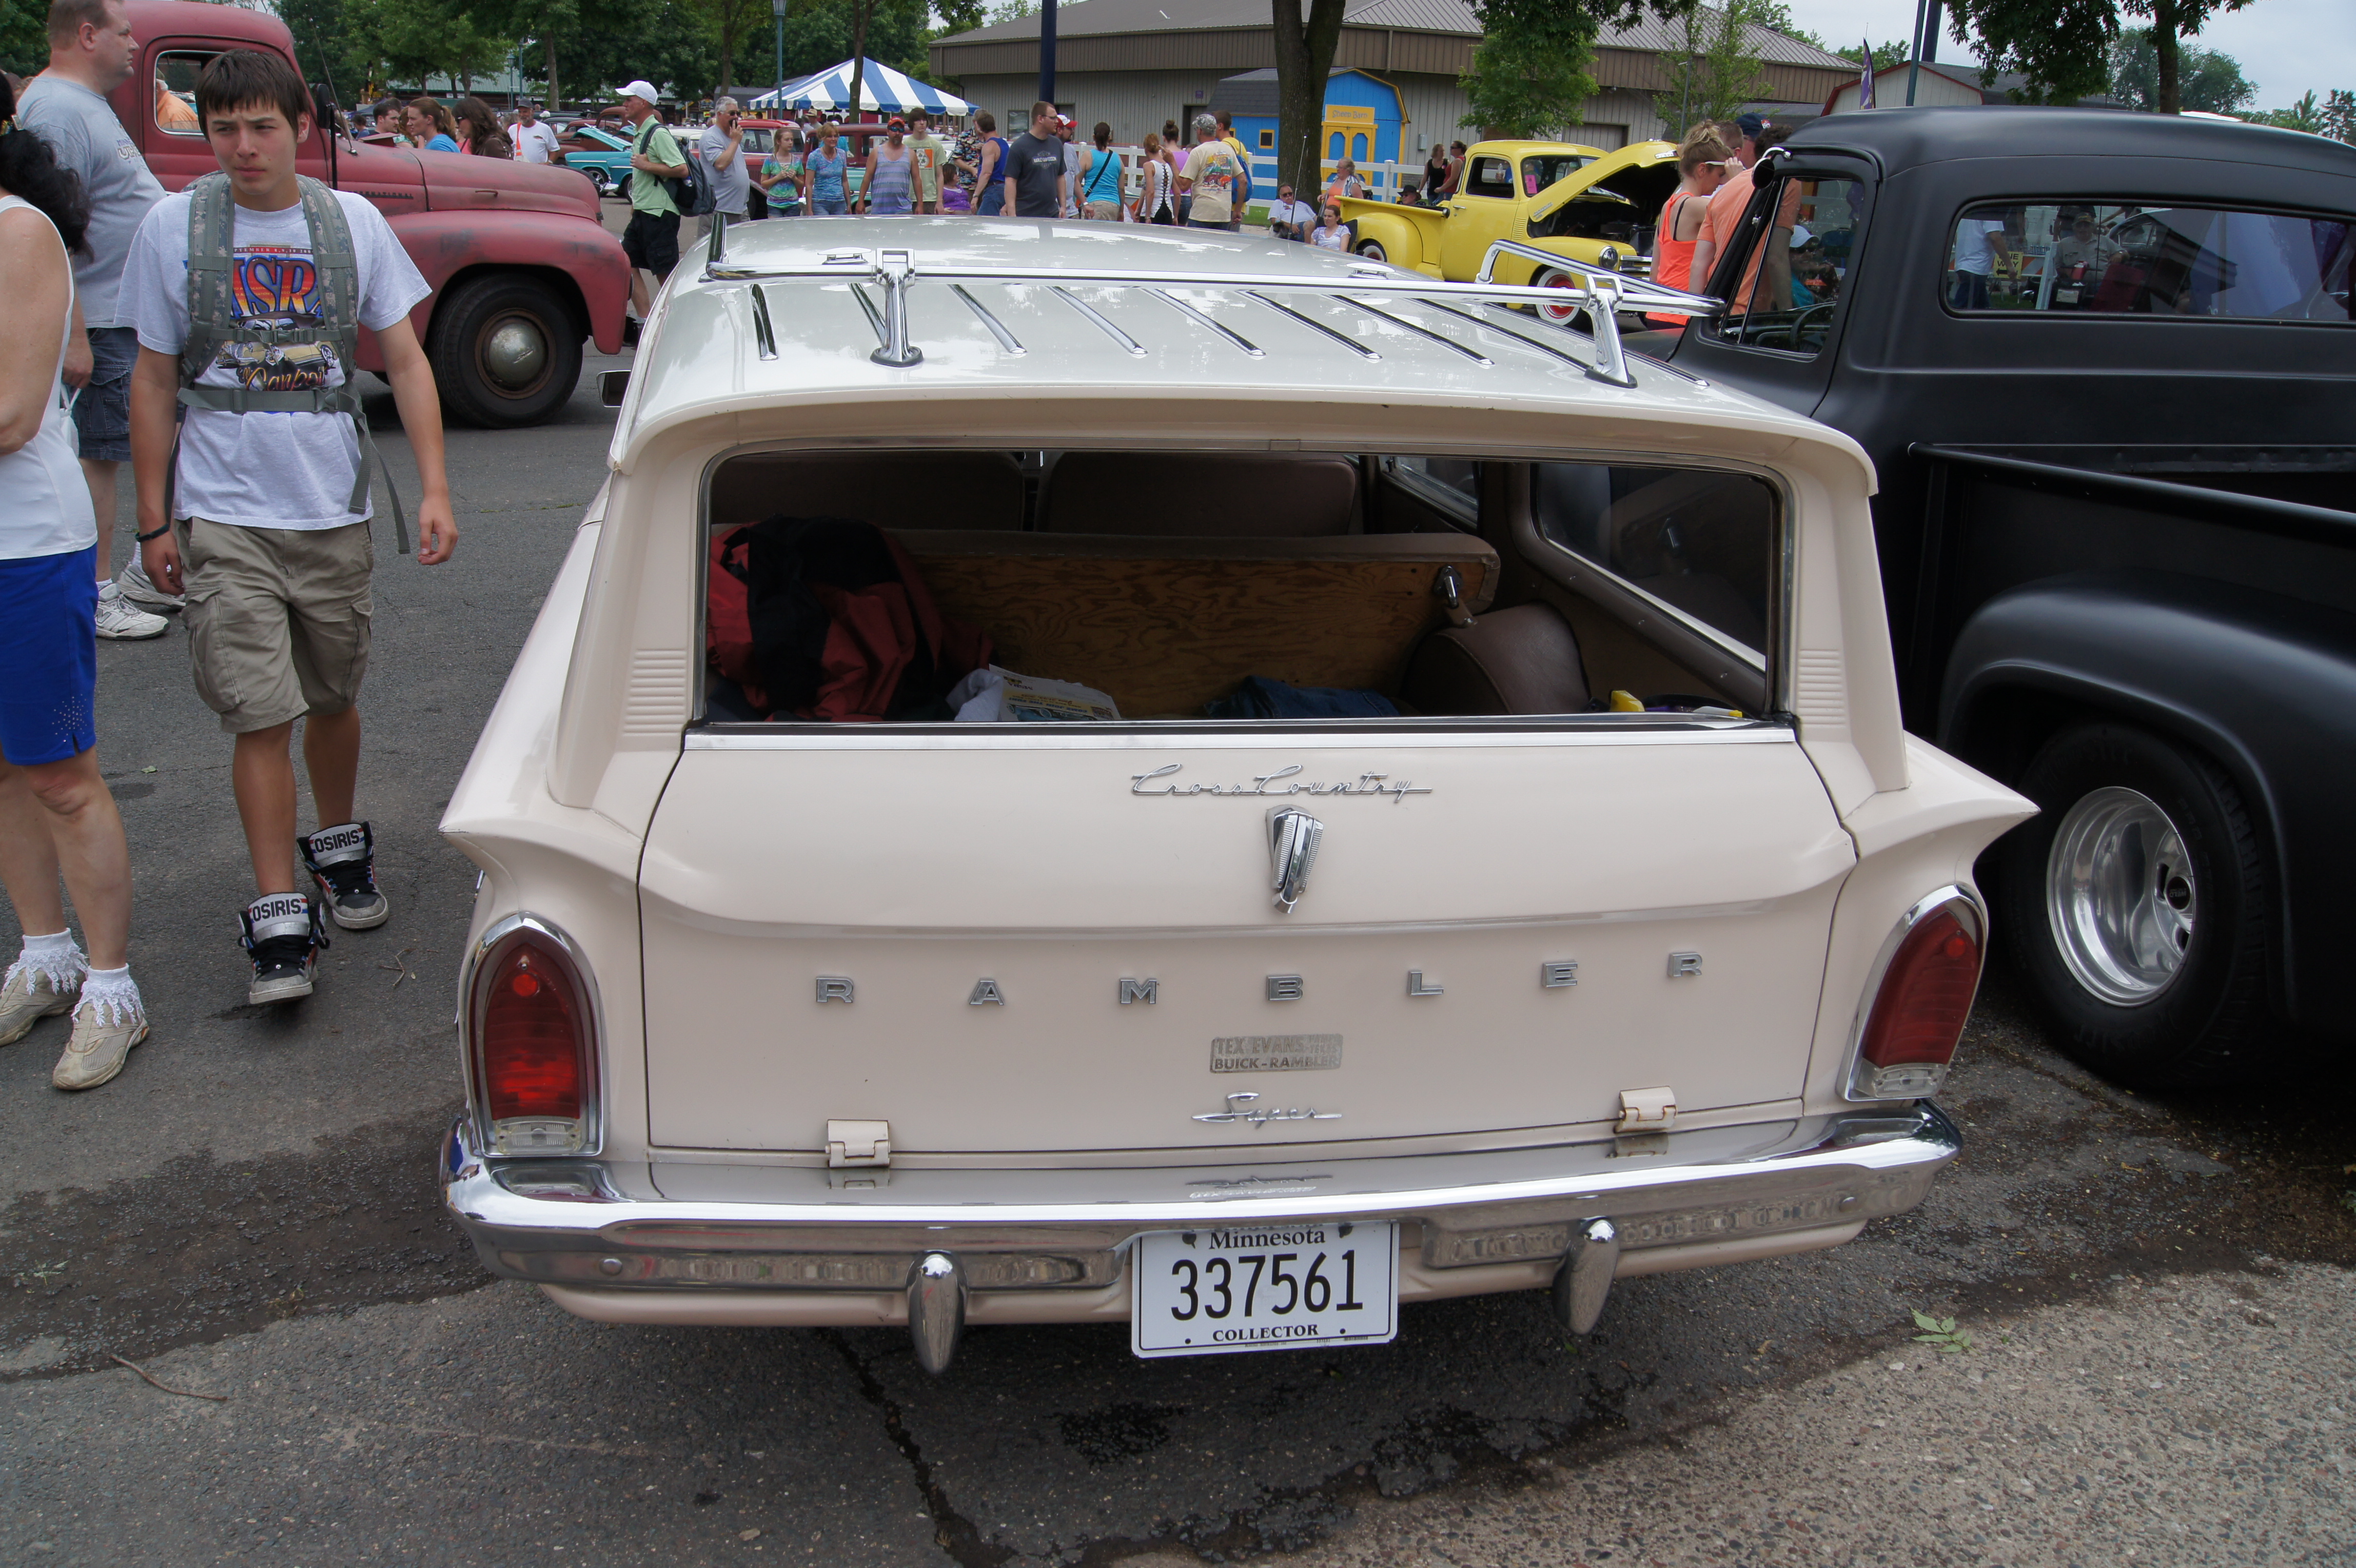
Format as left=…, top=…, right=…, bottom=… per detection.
left=123, top=187, right=430, bottom=531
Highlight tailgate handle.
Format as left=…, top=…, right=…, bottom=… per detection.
left=1267, top=806, right=1324, bottom=914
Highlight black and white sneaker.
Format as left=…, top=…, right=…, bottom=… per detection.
left=241, top=893, right=328, bottom=1006
left=300, top=821, right=390, bottom=930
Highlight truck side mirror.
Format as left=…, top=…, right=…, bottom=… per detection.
left=311, top=82, right=338, bottom=127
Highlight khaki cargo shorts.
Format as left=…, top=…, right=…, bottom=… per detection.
left=178, top=518, right=374, bottom=734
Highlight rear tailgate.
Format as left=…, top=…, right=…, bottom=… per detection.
left=636, top=731, right=1851, bottom=1155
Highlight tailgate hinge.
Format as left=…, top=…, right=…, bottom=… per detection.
left=826, top=1119, right=893, bottom=1168
left=1616, top=1088, right=1677, bottom=1134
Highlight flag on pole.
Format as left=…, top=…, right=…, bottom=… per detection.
left=1859, top=44, right=1876, bottom=108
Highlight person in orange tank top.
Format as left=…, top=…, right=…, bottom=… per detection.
left=1646, top=125, right=1733, bottom=328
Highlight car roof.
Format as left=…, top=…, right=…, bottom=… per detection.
left=611, top=218, right=1865, bottom=479
left=1791, top=105, right=2356, bottom=179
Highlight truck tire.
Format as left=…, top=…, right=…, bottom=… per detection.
left=1354, top=239, right=1388, bottom=264
left=1995, top=721, right=2270, bottom=1087
left=427, top=275, right=582, bottom=429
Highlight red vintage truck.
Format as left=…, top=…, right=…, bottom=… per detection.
left=122, top=0, right=630, bottom=426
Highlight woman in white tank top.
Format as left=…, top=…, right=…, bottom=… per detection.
left=0, top=84, right=150, bottom=1091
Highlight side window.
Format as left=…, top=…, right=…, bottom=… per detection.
left=1535, top=463, right=1775, bottom=657
left=1706, top=175, right=1867, bottom=357
left=153, top=51, right=212, bottom=136
left=1463, top=156, right=1513, bottom=199
left=1947, top=200, right=2353, bottom=322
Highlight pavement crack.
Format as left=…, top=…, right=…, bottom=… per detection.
left=823, top=1328, right=1012, bottom=1567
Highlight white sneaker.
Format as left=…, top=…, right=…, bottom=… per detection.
left=94, top=581, right=169, bottom=641
left=0, top=962, right=78, bottom=1046
left=52, top=996, right=147, bottom=1090
left=116, top=552, right=184, bottom=611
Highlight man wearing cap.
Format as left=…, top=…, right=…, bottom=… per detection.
left=617, top=80, right=686, bottom=326
left=510, top=100, right=561, bottom=165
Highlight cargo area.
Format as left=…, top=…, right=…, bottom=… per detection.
left=698, top=448, right=1777, bottom=726
left=639, top=442, right=1843, bottom=1158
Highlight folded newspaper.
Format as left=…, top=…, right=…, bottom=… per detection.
left=949, top=665, right=1123, bottom=722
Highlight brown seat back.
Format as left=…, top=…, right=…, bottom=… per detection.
left=709, top=452, right=1025, bottom=533
left=1038, top=452, right=1360, bottom=536
left=1402, top=603, right=1589, bottom=716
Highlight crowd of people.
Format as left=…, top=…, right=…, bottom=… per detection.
left=5, top=1, right=457, bottom=1094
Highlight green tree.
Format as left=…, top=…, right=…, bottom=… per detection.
left=933, top=0, right=986, bottom=35
left=1838, top=39, right=1912, bottom=71
left=2107, top=26, right=2252, bottom=112
left=1943, top=0, right=2255, bottom=113
left=1653, top=1, right=1772, bottom=135
left=1, top=0, right=49, bottom=80
left=1460, top=0, right=1598, bottom=139
left=700, top=0, right=770, bottom=92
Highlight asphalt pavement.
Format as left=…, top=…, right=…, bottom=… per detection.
left=3, top=237, right=2353, bottom=1564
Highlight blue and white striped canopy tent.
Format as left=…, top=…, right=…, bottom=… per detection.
left=748, top=58, right=970, bottom=116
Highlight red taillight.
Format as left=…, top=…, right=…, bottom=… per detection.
left=1854, top=900, right=1982, bottom=1097
left=473, top=927, right=596, bottom=1152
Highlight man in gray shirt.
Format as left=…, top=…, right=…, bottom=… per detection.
left=21, top=0, right=171, bottom=636
left=696, top=97, right=749, bottom=239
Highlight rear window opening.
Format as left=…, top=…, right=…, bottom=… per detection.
left=697, top=449, right=1778, bottom=727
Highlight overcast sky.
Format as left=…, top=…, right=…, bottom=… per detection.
left=1784, top=0, right=2353, bottom=110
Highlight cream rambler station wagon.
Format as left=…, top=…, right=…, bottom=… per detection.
left=438, top=217, right=2032, bottom=1372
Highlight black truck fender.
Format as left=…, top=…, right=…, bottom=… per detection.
left=1937, top=571, right=2356, bottom=1036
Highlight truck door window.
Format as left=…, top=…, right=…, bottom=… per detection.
left=153, top=52, right=211, bottom=136
left=1534, top=462, right=1776, bottom=658
left=1946, top=201, right=2353, bottom=322
left=1520, top=154, right=1591, bottom=194
left=1706, top=177, right=1865, bottom=357
left=1463, top=157, right=1514, bottom=199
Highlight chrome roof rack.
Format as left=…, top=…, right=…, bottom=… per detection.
left=700, top=236, right=1722, bottom=389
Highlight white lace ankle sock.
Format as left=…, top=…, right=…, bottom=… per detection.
left=7, top=931, right=86, bottom=994
left=78, top=965, right=144, bottom=1027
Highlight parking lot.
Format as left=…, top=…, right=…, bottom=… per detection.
left=2, top=343, right=2352, bottom=1568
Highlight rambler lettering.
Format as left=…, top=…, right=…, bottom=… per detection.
left=1130, top=763, right=1432, bottom=803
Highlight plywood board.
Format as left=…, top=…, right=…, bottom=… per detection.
left=894, top=532, right=1498, bottom=718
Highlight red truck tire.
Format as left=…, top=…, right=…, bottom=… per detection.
left=427, top=274, right=584, bottom=429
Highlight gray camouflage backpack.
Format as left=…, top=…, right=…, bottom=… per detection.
left=177, top=171, right=409, bottom=552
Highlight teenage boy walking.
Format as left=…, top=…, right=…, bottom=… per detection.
left=19, top=0, right=171, bottom=639
left=123, top=48, right=457, bottom=1006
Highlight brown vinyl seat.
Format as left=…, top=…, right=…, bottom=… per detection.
left=708, top=452, right=1025, bottom=533
left=1402, top=602, right=1591, bottom=716
left=1038, top=452, right=1361, bottom=536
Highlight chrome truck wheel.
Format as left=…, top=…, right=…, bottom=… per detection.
left=1996, top=722, right=2270, bottom=1088
left=2045, top=785, right=2195, bottom=1004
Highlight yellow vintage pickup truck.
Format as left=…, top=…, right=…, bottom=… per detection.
left=1340, top=140, right=1680, bottom=320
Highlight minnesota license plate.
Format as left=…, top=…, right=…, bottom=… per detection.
left=1131, top=1221, right=1398, bottom=1359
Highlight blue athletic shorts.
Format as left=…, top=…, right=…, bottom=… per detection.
left=0, top=546, right=99, bottom=766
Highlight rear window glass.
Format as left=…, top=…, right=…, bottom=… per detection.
left=696, top=450, right=1776, bottom=725
left=1947, top=201, right=2353, bottom=322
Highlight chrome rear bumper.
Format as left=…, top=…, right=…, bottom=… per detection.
left=442, top=1105, right=1957, bottom=1299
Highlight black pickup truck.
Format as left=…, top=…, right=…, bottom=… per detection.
left=1643, top=108, right=2355, bottom=1088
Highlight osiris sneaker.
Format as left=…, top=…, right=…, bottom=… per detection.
left=241, top=892, right=329, bottom=1005
left=0, top=961, right=79, bottom=1046
left=300, top=821, right=389, bottom=930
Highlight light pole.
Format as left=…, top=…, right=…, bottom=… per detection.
left=773, top=0, right=787, bottom=114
